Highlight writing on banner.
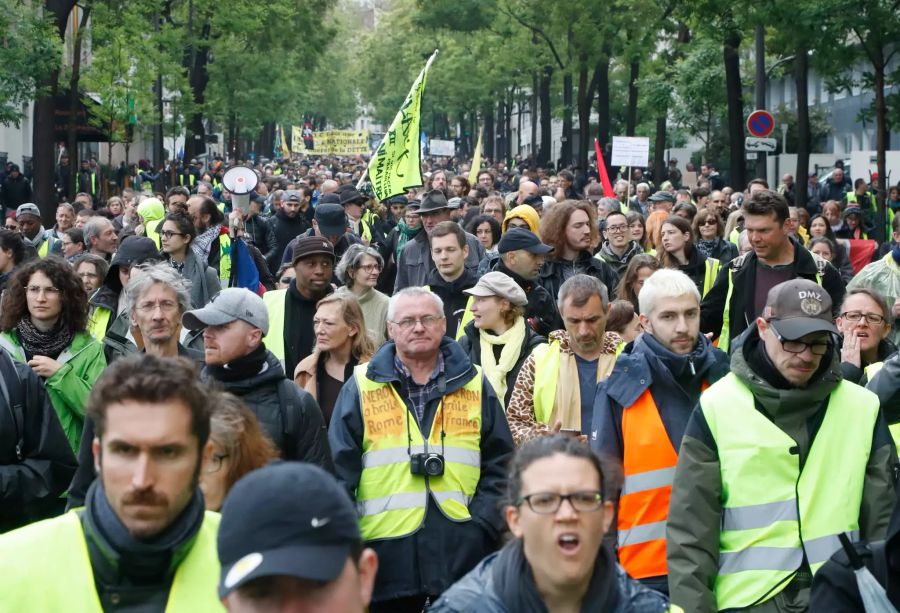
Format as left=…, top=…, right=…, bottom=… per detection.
left=611, top=136, right=650, bottom=167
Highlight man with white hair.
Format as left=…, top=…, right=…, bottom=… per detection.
left=591, top=269, right=728, bottom=595
left=329, top=286, right=514, bottom=612
left=83, top=216, right=118, bottom=259
left=630, top=182, right=651, bottom=215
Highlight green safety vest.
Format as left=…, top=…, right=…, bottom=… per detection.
left=718, top=266, right=823, bottom=354
left=262, top=288, right=286, bottom=363
left=0, top=510, right=224, bottom=612
left=531, top=341, right=618, bottom=425
left=354, top=364, right=482, bottom=541
left=701, top=374, right=876, bottom=610
left=86, top=305, right=113, bottom=342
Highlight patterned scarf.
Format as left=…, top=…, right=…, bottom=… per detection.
left=696, top=238, right=718, bottom=259
left=16, top=317, right=73, bottom=361
left=191, top=226, right=220, bottom=262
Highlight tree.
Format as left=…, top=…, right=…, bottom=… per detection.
left=671, top=37, right=728, bottom=161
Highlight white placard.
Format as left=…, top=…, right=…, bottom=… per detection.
left=429, top=139, right=455, bottom=157
left=611, top=136, right=650, bottom=167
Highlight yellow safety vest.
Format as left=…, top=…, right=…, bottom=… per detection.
left=700, top=374, right=876, bottom=610
left=38, top=237, right=50, bottom=258
left=262, top=288, right=286, bottom=363
left=531, top=341, right=618, bottom=425
left=87, top=305, right=113, bottom=342
left=0, top=510, right=224, bottom=612
left=354, top=364, right=482, bottom=542
left=218, top=233, right=232, bottom=286
left=702, top=258, right=720, bottom=298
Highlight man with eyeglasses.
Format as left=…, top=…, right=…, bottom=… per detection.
left=667, top=279, right=895, bottom=612
left=329, top=286, right=514, bottom=613
left=596, top=210, right=644, bottom=276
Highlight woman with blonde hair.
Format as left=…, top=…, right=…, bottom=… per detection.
left=294, top=292, right=375, bottom=424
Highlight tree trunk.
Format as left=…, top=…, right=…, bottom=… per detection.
left=654, top=114, right=667, bottom=184
left=33, top=0, right=78, bottom=221
left=184, top=20, right=211, bottom=160
left=259, top=122, right=275, bottom=159
left=531, top=71, right=538, bottom=162
left=723, top=28, right=746, bottom=191
left=505, top=89, right=513, bottom=164
left=626, top=60, right=639, bottom=136
left=577, top=66, right=590, bottom=172
left=561, top=72, right=573, bottom=168
left=66, top=5, right=91, bottom=202
left=754, top=24, right=767, bottom=181
left=874, top=56, right=888, bottom=243
left=538, top=65, right=552, bottom=166
left=596, top=56, right=611, bottom=155
left=794, top=48, right=810, bottom=210
left=483, top=104, right=495, bottom=161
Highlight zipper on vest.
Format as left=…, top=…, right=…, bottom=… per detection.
left=688, top=357, right=696, bottom=376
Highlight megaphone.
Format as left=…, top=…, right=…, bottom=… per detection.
left=222, top=166, right=259, bottom=215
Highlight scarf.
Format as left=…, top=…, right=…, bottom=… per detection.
left=82, top=479, right=204, bottom=585
left=696, top=238, right=718, bottom=259
left=191, top=226, right=219, bottom=262
left=23, top=227, right=47, bottom=250
left=479, top=317, right=527, bottom=406
left=394, top=220, right=421, bottom=260
left=16, top=318, right=73, bottom=361
left=206, top=343, right=268, bottom=383
left=167, top=256, right=185, bottom=275
left=550, top=332, right=620, bottom=430
left=492, top=538, right=619, bottom=612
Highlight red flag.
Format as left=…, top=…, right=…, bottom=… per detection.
left=594, top=138, right=614, bottom=197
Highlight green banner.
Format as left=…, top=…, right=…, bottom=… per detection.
left=365, top=50, right=438, bottom=201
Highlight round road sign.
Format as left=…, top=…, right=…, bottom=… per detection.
left=747, top=110, right=775, bottom=138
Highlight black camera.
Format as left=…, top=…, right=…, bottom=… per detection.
left=410, top=452, right=445, bottom=477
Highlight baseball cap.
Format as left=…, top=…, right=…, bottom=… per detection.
left=464, top=271, right=528, bottom=307
left=498, top=228, right=553, bottom=255
left=447, top=197, right=462, bottom=210
left=284, top=190, right=302, bottom=203
left=314, top=203, right=347, bottom=236
left=291, top=235, right=335, bottom=265
left=762, top=279, right=837, bottom=340
left=182, top=288, right=269, bottom=334
left=15, top=203, right=41, bottom=219
left=218, top=463, right=362, bottom=597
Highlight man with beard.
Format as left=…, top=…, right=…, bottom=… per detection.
left=269, top=188, right=311, bottom=273
left=494, top=228, right=562, bottom=336
left=187, top=194, right=230, bottom=286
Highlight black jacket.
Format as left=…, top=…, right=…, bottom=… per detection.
left=329, top=338, right=515, bottom=602
left=538, top=251, right=620, bottom=302
left=1, top=174, right=32, bottom=212
left=425, top=268, right=477, bottom=339
left=493, top=259, right=563, bottom=336
left=243, top=214, right=278, bottom=265
left=700, top=240, right=845, bottom=346
left=280, top=229, right=361, bottom=268
left=202, top=349, right=333, bottom=471
left=268, top=209, right=310, bottom=272
left=0, top=349, right=77, bottom=532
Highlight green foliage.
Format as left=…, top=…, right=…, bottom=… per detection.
left=0, top=0, right=62, bottom=126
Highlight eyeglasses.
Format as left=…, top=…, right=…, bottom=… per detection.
left=357, top=263, right=382, bottom=273
left=605, top=224, right=628, bottom=234
left=279, top=276, right=294, bottom=284
left=840, top=311, right=886, bottom=325
left=26, top=286, right=61, bottom=297
left=389, top=315, right=444, bottom=331
left=207, top=453, right=229, bottom=473
left=518, top=490, right=604, bottom=514
left=161, top=231, right=186, bottom=239
left=136, top=300, right=179, bottom=313
left=701, top=218, right=719, bottom=226
left=770, top=327, right=832, bottom=355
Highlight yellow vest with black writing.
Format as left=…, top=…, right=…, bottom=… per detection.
left=354, top=364, right=482, bottom=541
left=531, top=340, right=617, bottom=425
left=262, top=288, right=286, bottom=364
left=0, top=509, right=224, bottom=612
left=700, top=373, right=876, bottom=610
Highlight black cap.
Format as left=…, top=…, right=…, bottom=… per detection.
left=314, top=203, right=347, bottom=237
left=339, top=187, right=367, bottom=206
left=498, top=228, right=554, bottom=255
left=218, top=463, right=361, bottom=598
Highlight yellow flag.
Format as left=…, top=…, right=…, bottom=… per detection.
left=280, top=125, right=290, bottom=158
left=468, top=127, right=483, bottom=185
left=364, top=50, right=438, bottom=200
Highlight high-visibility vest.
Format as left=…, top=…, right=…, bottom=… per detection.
left=531, top=341, right=617, bottom=425
left=848, top=191, right=894, bottom=237
left=262, top=288, right=286, bottom=363
left=864, top=361, right=900, bottom=450
left=0, top=509, right=224, bottom=612
left=37, top=236, right=50, bottom=258
left=86, top=305, right=113, bottom=342
left=354, top=364, right=482, bottom=541
left=718, top=266, right=823, bottom=353
left=617, top=381, right=708, bottom=579
left=702, top=258, right=720, bottom=297
left=700, top=373, right=876, bottom=610
left=218, top=233, right=232, bottom=286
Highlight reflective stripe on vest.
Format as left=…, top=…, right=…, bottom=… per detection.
left=701, top=374, right=876, bottom=609
left=87, top=306, right=113, bottom=342
left=262, top=289, right=286, bottom=364
left=617, top=388, right=679, bottom=579
left=0, top=510, right=224, bottom=612
left=354, top=364, right=482, bottom=541
left=703, top=258, right=720, bottom=297
left=718, top=269, right=822, bottom=353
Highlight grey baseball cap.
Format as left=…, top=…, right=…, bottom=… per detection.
left=16, top=203, right=41, bottom=219
left=762, top=279, right=837, bottom=340
left=182, top=288, right=269, bottom=335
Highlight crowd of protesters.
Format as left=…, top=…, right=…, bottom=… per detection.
left=1, top=150, right=900, bottom=612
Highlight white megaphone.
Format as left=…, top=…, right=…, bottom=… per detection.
left=222, top=166, right=259, bottom=215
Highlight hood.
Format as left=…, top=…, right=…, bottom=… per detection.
left=365, top=336, right=478, bottom=393
left=501, top=205, right=540, bottom=233
left=598, top=240, right=642, bottom=264
left=137, top=198, right=165, bottom=224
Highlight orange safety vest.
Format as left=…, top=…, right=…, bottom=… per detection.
left=617, top=382, right=708, bottom=579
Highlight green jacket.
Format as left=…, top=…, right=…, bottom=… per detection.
left=666, top=327, right=896, bottom=612
left=0, top=330, right=107, bottom=453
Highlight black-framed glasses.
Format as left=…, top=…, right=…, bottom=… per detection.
left=771, top=327, right=832, bottom=356
left=161, top=230, right=186, bottom=239
left=605, top=224, right=628, bottom=234
left=517, top=490, right=603, bottom=514
left=840, top=311, right=886, bottom=325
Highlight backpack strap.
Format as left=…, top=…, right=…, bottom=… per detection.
left=0, top=351, right=26, bottom=461
left=276, top=378, right=300, bottom=459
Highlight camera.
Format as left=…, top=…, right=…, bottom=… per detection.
left=410, top=452, right=445, bottom=477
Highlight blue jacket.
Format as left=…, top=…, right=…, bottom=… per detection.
left=329, top=337, right=515, bottom=602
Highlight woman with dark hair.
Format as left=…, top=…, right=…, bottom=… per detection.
left=808, top=214, right=854, bottom=282
left=200, top=391, right=279, bottom=511
left=627, top=211, right=648, bottom=251
left=837, top=206, right=868, bottom=239
left=0, top=228, right=26, bottom=292
left=0, top=257, right=106, bottom=452
left=606, top=299, right=642, bottom=343
left=468, top=214, right=502, bottom=255
left=615, top=254, right=661, bottom=312
left=659, top=215, right=721, bottom=297
left=693, top=207, right=738, bottom=263
left=160, top=212, right=219, bottom=308
left=431, top=435, right=669, bottom=612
